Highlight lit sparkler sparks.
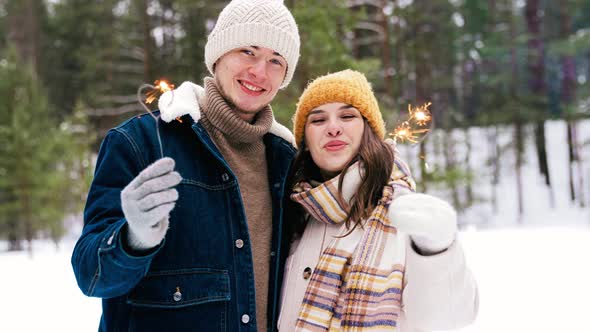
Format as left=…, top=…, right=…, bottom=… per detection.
left=389, top=102, right=433, bottom=144
left=391, top=122, right=429, bottom=143
left=145, top=79, right=174, bottom=104
left=409, top=102, right=431, bottom=126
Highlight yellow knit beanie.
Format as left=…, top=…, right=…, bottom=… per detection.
left=293, top=69, right=385, bottom=147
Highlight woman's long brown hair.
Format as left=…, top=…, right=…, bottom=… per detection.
left=284, top=120, right=394, bottom=239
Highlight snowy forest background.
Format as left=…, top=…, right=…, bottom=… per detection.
left=1, top=0, right=590, bottom=331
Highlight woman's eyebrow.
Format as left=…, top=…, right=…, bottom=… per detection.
left=309, top=109, right=326, bottom=115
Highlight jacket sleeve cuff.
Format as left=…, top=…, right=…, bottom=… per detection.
left=99, top=220, right=164, bottom=270
left=82, top=220, right=165, bottom=298
left=408, top=238, right=462, bottom=274
left=101, top=219, right=165, bottom=262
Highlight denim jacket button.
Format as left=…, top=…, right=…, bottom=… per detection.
left=221, top=173, right=230, bottom=181
left=106, top=230, right=116, bottom=246
left=241, top=314, right=250, bottom=324
left=173, top=291, right=182, bottom=302
left=235, top=239, right=244, bottom=248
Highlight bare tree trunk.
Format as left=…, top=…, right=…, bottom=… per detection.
left=442, top=129, right=460, bottom=208
left=7, top=221, right=22, bottom=251
left=2, top=187, right=21, bottom=251
left=486, top=0, right=498, bottom=216
left=525, top=0, right=545, bottom=94
left=412, top=1, right=433, bottom=193
left=393, top=0, right=402, bottom=100
left=567, top=124, right=576, bottom=201
left=534, top=123, right=554, bottom=207
left=559, top=0, right=584, bottom=206
left=6, top=0, right=41, bottom=74
left=567, top=121, right=585, bottom=206
left=463, top=128, right=474, bottom=206
left=573, top=124, right=585, bottom=207
left=458, top=57, right=474, bottom=209
left=515, top=122, right=524, bottom=220
left=489, top=126, right=500, bottom=215
left=511, top=6, right=524, bottom=221
left=97, top=1, right=117, bottom=134
left=525, top=0, right=554, bottom=207
left=140, top=0, right=152, bottom=83
left=442, top=113, right=460, bottom=210
left=379, top=0, right=393, bottom=98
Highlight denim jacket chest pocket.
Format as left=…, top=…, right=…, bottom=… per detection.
left=127, top=268, right=230, bottom=308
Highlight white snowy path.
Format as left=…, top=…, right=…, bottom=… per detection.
left=2, top=226, right=590, bottom=332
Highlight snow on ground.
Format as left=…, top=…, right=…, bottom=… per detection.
left=456, top=226, right=590, bottom=332
left=0, top=240, right=102, bottom=331
left=2, top=120, right=590, bottom=331
left=2, top=227, right=590, bottom=332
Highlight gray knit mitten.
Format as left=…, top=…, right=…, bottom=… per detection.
left=121, top=157, right=182, bottom=250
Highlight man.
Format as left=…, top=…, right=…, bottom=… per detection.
left=71, top=0, right=300, bottom=331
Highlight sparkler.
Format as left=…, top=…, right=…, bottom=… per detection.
left=390, top=102, right=432, bottom=144
left=390, top=102, right=433, bottom=172
left=137, top=79, right=175, bottom=158
left=409, top=102, right=432, bottom=126
left=145, top=80, right=174, bottom=105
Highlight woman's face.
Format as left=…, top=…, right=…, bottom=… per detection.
left=304, top=102, right=365, bottom=179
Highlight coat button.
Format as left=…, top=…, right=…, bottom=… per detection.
left=173, top=289, right=182, bottom=302
left=303, top=267, right=312, bottom=280
left=106, top=230, right=116, bottom=246
left=221, top=173, right=229, bottom=181
left=235, top=239, right=244, bottom=248
left=241, top=314, right=250, bottom=324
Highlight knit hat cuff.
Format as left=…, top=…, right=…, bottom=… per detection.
left=205, top=23, right=300, bottom=89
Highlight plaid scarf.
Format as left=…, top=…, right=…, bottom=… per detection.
left=290, top=158, right=415, bottom=331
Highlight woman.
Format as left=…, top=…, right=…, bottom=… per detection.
left=278, top=70, right=478, bottom=331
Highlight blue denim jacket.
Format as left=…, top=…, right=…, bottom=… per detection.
left=71, top=112, right=295, bottom=332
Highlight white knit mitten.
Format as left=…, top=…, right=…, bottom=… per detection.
left=121, top=157, right=182, bottom=250
left=158, top=81, right=205, bottom=123
left=389, top=193, right=457, bottom=255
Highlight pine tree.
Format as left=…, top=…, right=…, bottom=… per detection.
left=0, top=46, right=93, bottom=252
left=272, top=0, right=375, bottom=125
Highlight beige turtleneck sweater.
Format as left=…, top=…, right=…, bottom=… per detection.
left=199, top=78, right=273, bottom=331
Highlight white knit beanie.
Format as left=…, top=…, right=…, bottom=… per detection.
left=205, top=0, right=300, bottom=89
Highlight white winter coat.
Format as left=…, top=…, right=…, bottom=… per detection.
left=278, top=217, right=479, bottom=331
